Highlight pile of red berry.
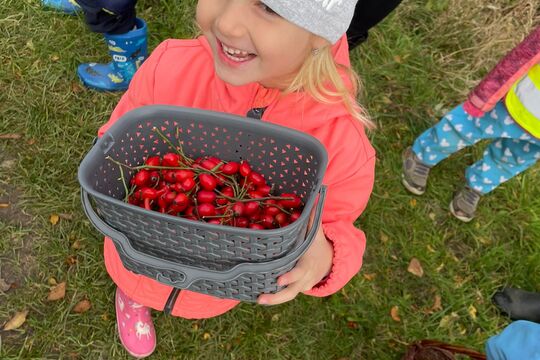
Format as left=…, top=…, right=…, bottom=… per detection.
left=123, top=152, right=304, bottom=229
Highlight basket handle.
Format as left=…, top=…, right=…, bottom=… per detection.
left=81, top=186, right=326, bottom=288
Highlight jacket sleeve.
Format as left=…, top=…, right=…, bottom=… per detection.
left=97, top=41, right=171, bottom=137
left=304, top=133, right=376, bottom=297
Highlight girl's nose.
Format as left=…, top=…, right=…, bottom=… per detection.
left=215, top=1, right=247, bottom=39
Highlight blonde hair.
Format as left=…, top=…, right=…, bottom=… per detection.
left=284, top=46, right=375, bottom=130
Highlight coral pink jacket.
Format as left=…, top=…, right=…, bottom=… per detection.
left=98, top=35, right=375, bottom=319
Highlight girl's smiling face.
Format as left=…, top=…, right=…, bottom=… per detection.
left=196, top=0, right=328, bottom=89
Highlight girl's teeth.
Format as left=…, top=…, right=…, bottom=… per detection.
left=222, top=44, right=249, bottom=57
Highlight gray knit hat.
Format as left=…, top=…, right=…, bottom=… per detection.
left=260, top=0, right=358, bottom=44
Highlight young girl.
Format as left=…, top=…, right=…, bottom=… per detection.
left=402, top=25, right=540, bottom=222
left=98, top=0, right=375, bottom=357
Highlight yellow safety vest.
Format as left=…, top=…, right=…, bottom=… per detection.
left=505, top=63, right=540, bottom=139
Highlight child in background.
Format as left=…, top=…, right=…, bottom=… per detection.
left=402, top=25, right=540, bottom=222
left=42, top=0, right=147, bottom=91
left=97, top=0, right=375, bottom=357
left=346, top=0, right=403, bottom=50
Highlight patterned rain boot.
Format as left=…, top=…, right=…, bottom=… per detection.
left=77, top=18, right=148, bottom=91
left=115, top=287, right=156, bottom=359
left=42, top=0, right=81, bottom=14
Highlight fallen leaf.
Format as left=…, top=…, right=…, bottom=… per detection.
left=436, top=263, right=444, bottom=272
left=363, top=273, right=376, bottom=281
left=394, top=55, right=403, bottom=63
left=47, top=282, right=66, bottom=301
left=0, top=203, right=9, bottom=208
left=51, top=54, right=60, bottom=61
left=407, top=258, right=424, bottom=277
left=50, top=214, right=60, bottom=225
left=347, top=321, right=359, bottom=329
left=458, top=323, right=467, bottom=335
left=382, top=96, right=392, bottom=104
left=390, top=306, right=401, bottom=322
left=468, top=305, right=477, bottom=320
left=0, top=278, right=12, bottom=292
left=426, top=245, right=436, bottom=253
left=65, top=255, right=77, bottom=266
left=203, top=332, right=211, bottom=340
left=3, top=310, right=28, bottom=330
left=101, top=313, right=110, bottom=321
left=410, top=198, right=417, bottom=207
left=380, top=233, right=389, bottom=243
left=192, top=322, right=200, bottom=331
left=439, top=312, right=458, bottom=328
left=71, top=240, right=83, bottom=250
left=73, top=299, right=92, bottom=313
left=71, top=82, right=83, bottom=94
left=271, top=314, right=280, bottom=322
left=431, top=295, right=442, bottom=312
left=27, top=138, right=36, bottom=145
left=26, top=39, right=34, bottom=50
left=428, top=212, right=436, bottom=221
left=0, top=134, right=22, bottom=140
left=59, top=213, right=73, bottom=220
left=47, top=277, right=57, bottom=286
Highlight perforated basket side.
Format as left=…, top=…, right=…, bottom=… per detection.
left=79, top=105, right=328, bottom=266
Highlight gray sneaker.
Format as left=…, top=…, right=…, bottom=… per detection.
left=402, top=147, right=431, bottom=195
left=449, top=186, right=481, bottom=222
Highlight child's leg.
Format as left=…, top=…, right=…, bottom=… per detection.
left=411, top=103, right=509, bottom=167
left=77, top=0, right=137, bottom=35
left=115, top=287, right=156, bottom=358
left=76, top=0, right=147, bottom=91
left=465, top=138, right=540, bottom=194
left=42, top=0, right=81, bottom=14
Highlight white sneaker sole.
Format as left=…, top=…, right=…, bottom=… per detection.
left=449, top=201, right=473, bottom=222
left=401, top=175, right=425, bottom=196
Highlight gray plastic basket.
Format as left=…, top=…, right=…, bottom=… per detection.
left=78, top=105, right=328, bottom=301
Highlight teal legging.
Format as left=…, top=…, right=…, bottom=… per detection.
left=412, top=102, right=540, bottom=194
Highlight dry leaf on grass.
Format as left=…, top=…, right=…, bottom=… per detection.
left=50, top=214, right=60, bottom=225
left=3, top=310, right=28, bottom=331
left=71, top=240, right=83, bottom=250
left=73, top=299, right=92, bottom=313
left=0, top=134, right=22, bottom=140
left=363, top=273, right=376, bottom=281
left=431, top=295, right=442, bottom=312
left=409, top=198, right=417, bottom=207
left=407, top=258, right=424, bottom=277
left=203, top=332, right=211, bottom=340
left=0, top=278, right=12, bottom=292
left=390, top=306, right=401, bottom=322
left=47, top=282, right=66, bottom=301
left=468, top=305, right=477, bottom=320
left=65, top=255, right=78, bottom=266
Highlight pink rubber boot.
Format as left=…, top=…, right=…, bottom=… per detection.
left=115, top=287, right=156, bottom=358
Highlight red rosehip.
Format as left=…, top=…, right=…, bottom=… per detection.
left=199, top=173, right=217, bottom=191
left=133, top=170, right=150, bottom=187
left=162, top=153, right=181, bottom=167
left=145, top=156, right=161, bottom=167
left=220, top=161, right=239, bottom=175
left=239, top=161, right=252, bottom=177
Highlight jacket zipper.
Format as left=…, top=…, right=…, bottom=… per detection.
left=163, top=288, right=181, bottom=315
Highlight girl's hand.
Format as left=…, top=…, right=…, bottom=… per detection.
left=257, top=216, right=333, bottom=306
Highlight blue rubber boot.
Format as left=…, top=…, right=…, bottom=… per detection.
left=77, top=18, right=147, bottom=92
left=42, top=0, right=81, bottom=14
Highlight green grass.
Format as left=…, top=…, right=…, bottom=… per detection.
left=1, top=0, right=539, bottom=358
